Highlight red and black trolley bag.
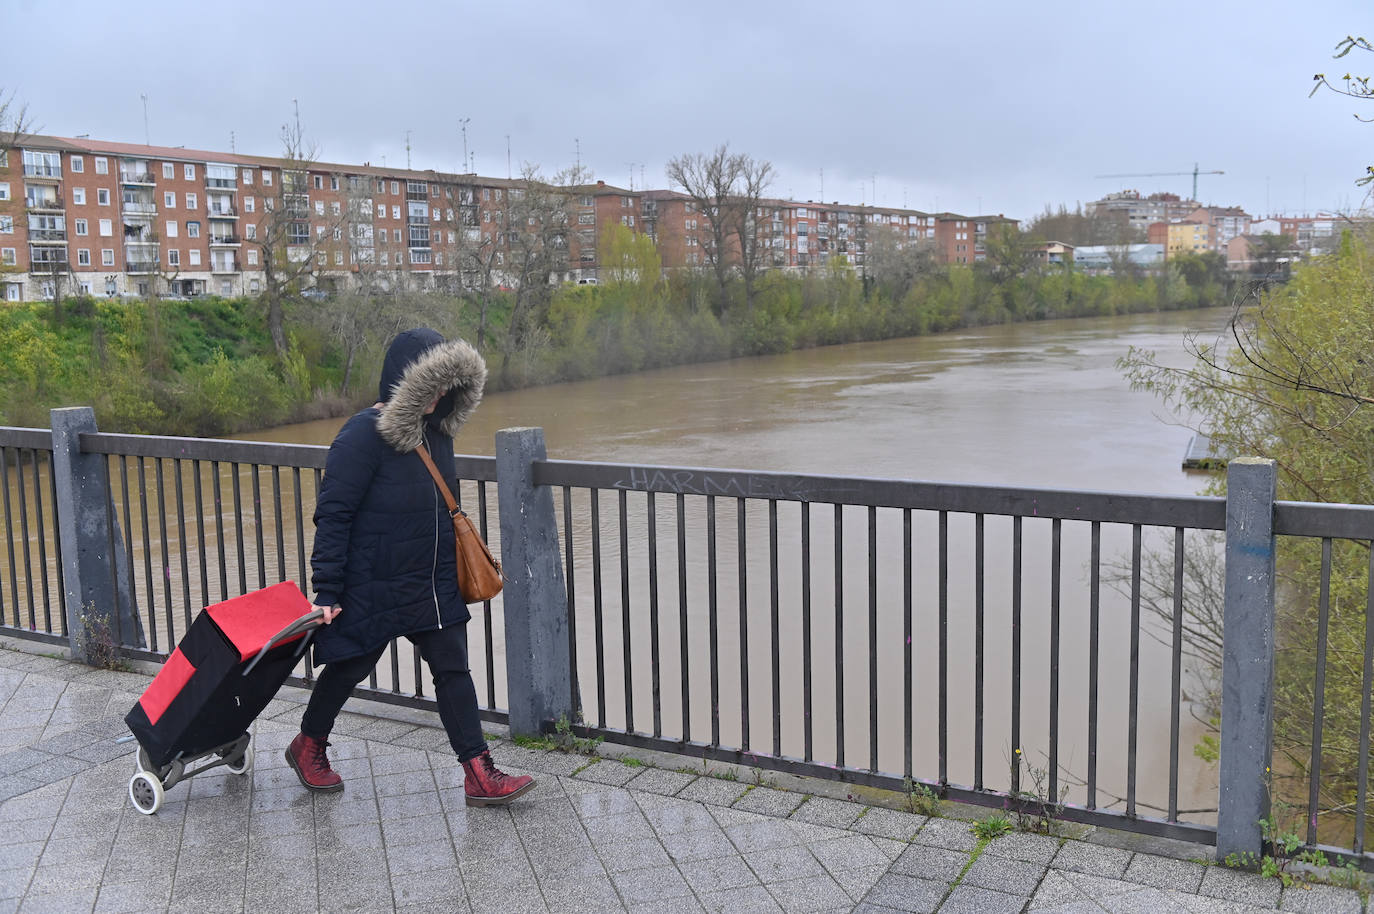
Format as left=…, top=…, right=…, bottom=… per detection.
left=125, top=581, right=318, bottom=769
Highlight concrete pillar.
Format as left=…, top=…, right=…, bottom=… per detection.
left=495, top=427, right=573, bottom=737
left=50, top=407, right=143, bottom=662
left=1217, top=457, right=1277, bottom=861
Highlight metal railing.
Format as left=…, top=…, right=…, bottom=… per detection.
left=4, top=418, right=1374, bottom=866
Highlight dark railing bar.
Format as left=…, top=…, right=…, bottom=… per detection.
left=231, top=463, right=247, bottom=596
left=1275, top=501, right=1374, bottom=539
left=478, top=481, right=496, bottom=708
left=47, top=449, right=67, bottom=636
left=154, top=460, right=174, bottom=649
left=677, top=492, right=690, bottom=744
left=116, top=456, right=136, bottom=647
left=1088, top=520, right=1101, bottom=809
left=1127, top=524, right=1142, bottom=818
left=769, top=500, right=781, bottom=759
left=938, top=509, right=948, bottom=786
left=271, top=466, right=286, bottom=585
left=1357, top=547, right=1374, bottom=855
left=15, top=450, right=35, bottom=633
left=174, top=460, right=191, bottom=629
left=1169, top=528, right=1185, bottom=822
left=210, top=460, right=228, bottom=603
left=868, top=505, right=878, bottom=773
left=1049, top=517, right=1061, bottom=804
left=1011, top=515, right=1022, bottom=796
left=801, top=502, right=813, bottom=763
left=905, top=508, right=915, bottom=783
left=412, top=630, right=425, bottom=700
left=193, top=461, right=209, bottom=607
left=648, top=491, right=662, bottom=739
left=620, top=488, right=634, bottom=735
left=591, top=489, right=606, bottom=730
left=974, top=512, right=985, bottom=791
left=294, top=469, right=311, bottom=599
left=136, top=457, right=157, bottom=645
left=0, top=428, right=52, bottom=450
left=834, top=503, right=845, bottom=770
left=737, top=497, right=749, bottom=753
left=708, top=495, right=721, bottom=748
left=533, top=459, right=1227, bottom=528
left=251, top=465, right=267, bottom=591
left=0, top=448, right=14, bottom=629
left=29, top=450, right=53, bottom=634
left=1308, top=538, right=1333, bottom=847
left=562, top=486, right=579, bottom=722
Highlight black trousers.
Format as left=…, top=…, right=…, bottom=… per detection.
left=300, top=623, right=488, bottom=762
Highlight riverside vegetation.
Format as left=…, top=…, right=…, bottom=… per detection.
left=0, top=246, right=1236, bottom=436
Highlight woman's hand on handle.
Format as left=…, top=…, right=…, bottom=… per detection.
left=321, top=604, right=343, bottom=624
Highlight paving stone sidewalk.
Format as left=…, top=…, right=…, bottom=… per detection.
left=0, top=643, right=1364, bottom=913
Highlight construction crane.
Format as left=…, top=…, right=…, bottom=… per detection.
left=1093, top=163, right=1224, bottom=201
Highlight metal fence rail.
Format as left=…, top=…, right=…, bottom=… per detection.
left=9, top=417, right=1374, bottom=866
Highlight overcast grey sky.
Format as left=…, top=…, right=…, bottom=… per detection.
left=7, top=0, right=1371, bottom=222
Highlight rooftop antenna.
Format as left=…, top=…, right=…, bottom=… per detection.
left=405, top=129, right=411, bottom=169
left=230, top=130, right=236, bottom=154
left=625, top=162, right=636, bottom=190
left=506, top=134, right=511, bottom=179
left=292, top=98, right=301, bottom=138
left=459, top=118, right=470, bottom=173
left=469, top=150, right=474, bottom=173
left=140, top=93, right=149, bottom=146
left=640, top=164, right=645, bottom=190
left=575, top=137, right=580, bottom=175
left=820, top=167, right=824, bottom=200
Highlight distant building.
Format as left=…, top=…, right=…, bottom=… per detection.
left=1086, top=190, right=1199, bottom=232
left=1072, top=243, right=1163, bottom=272
left=1027, top=241, right=1074, bottom=266
left=1183, top=206, right=1252, bottom=253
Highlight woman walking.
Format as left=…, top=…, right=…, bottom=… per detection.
left=286, top=327, right=533, bottom=806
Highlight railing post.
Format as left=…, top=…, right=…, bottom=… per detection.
left=495, top=427, right=573, bottom=737
left=49, top=407, right=143, bottom=663
left=1217, top=457, right=1277, bottom=861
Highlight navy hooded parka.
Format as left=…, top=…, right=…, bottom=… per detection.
left=309, top=328, right=488, bottom=664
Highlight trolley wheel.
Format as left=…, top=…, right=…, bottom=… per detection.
left=225, top=746, right=253, bottom=775
left=129, top=772, right=164, bottom=815
left=134, top=747, right=153, bottom=773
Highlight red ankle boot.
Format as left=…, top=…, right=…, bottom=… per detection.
left=462, top=751, right=534, bottom=806
left=286, top=732, right=344, bottom=792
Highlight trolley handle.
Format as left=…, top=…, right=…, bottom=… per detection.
left=242, top=608, right=327, bottom=677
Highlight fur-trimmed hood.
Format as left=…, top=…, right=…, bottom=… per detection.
left=375, top=328, right=487, bottom=453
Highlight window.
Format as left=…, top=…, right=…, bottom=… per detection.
left=288, top=223, right=308, bottom=245
left=484, top=211, right=491, bottom=223
left=245, top=224, right=256, bottom=240
left=70, top=156, right=84, bottom=173
left=77, top=249, right=90, bottom=266
left=262, top=171, right=272, bottom=186
left=578, top=213, right=595, bottom=224
left=0, top=249, right=13, bottom=266
left=71, top=187, right=85, bottom=205
left=97, top=188, right=110, bottom=206
left=315, top=225, right=325, bottom=238
left=189, top=250, right=201, bottom=266
left=247, top=250, right=259, bottom=266
left=95, top=157, right=108, bottom=175
left=392, top=205, right=400, bottom=220
left=0, top=216, right=9, bottom=233
left=377, top=204, right=385, bottom=218
left=99, top=219, right=112, bottom=236
left=314, top=200, right=324, bottom=216
left=332, top=227, right=341, bottom=241
left=186, top=193, right=197, bottom=210
left=313, top=175, right=323, bottom=190
left=164, top=192, right=176, bottom=207
left=74, top=218, right=87, bottom=236
left=184, top=164, right=195, bottom=180
left=102, top=249, right=114, bottom=266
left=244, top=196, right=255, bottom=213
left=167, top=249, right=180, bottom=267
left=334, top=250, right=343, bottom=265
left=391, top=181, right=399, bottom=195
left=331, top=201, right=340, bottom=216
left=495, top=189, right=502, bottom=202
left=482, top=188, right=490, bottom=201
left=375, top=179, right=385, bottom=193
left=187, top=221, right=200, bottom=238
left=380, top=252, right=389, bottom=266
left=242, top=169, right=253, bottom=184
left=163, top=163, right=175, bottom=179
left=433, top=208, right=440, bottom=220
left=330, top=175, right=339, bottom=191
left=165, top=220, right=178, bottom=238
left=0, top=183, right=7, bottom=201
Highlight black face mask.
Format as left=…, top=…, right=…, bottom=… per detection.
left=425, top=387, right=459, bottom=432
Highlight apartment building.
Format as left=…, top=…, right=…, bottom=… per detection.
left=1085, top=190, right=1200, bottom=232
left=1, top=132, right=1017, bottom=301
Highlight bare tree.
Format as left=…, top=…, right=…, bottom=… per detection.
left=730, top=155, right=775, bottom=313
left=666, top=146, right=744, bottom=313
left=0, top=88, right=34, bottom=158
left=1311, top=35, right=1374, bottom=185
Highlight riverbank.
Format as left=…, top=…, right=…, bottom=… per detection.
left=0, top=261, right=1235, bottom=437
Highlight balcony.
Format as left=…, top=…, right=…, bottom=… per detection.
left=210, top=258, right=239, bottom=274
left=207, top=204, right=239, bottom=218
left=122, top=201, right=157, bottom=214
left=119, top=171, right=155, bottom=186
left=25, top=195, right=63, bottom=212
left=28, top=230, right=67, bottom=243
left=205, top=177, right=236, bottom=190
left=23, top=163, right=61, bottom=180
left=406, top=189, right=428, bottom=201
left=208, top=235, right=241, bottom=246
left=126, top=260, right=159, bottom=274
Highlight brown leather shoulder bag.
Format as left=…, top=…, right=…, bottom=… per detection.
left=415, top=444, right=504, bottom=604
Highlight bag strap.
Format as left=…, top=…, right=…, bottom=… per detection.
left=415, top=443, right=462, bottom=519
